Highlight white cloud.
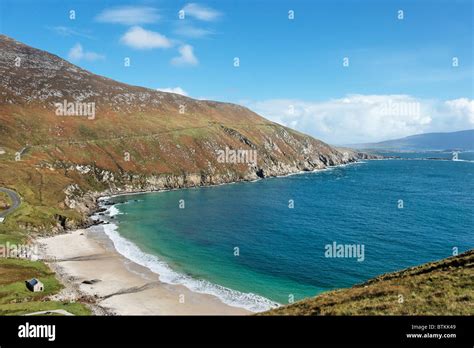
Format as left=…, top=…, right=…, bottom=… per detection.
left=171, top=45, right=198, bottom=66
left=120, top=26, right=172, bottom=50
left=96, top=6, right=160, bottom=25
left=174, top=24, right=212, bottom=38
left=49, top=26, right=94, bottom=39
left=156, top=87, right=188, bottom=96
left=445, top=98, right=474, bottom=124
left=67, top=43, right=105, bottom=62
left=182, top=3, right=221, bottom=21
left=246, top=95, right=474, bottom=144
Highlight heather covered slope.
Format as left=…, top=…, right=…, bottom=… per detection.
left=262, top=249, right=474, bottom=315
left=0, top=34, right=371, bottom=235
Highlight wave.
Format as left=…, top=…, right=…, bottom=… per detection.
left=453, top=159, right=474, bottom=163
left=100, top=213, right=279, bottom=313
left=107, top=205, right=122, bottom=217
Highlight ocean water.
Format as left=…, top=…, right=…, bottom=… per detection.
left=103, top=152, right=474, bottom=311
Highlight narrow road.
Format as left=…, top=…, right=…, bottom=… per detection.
left=24, top=309, right=74, bottom=316
left=20, top=122, right=273, bottom=150
left=0, top=187, right=21, bottom=218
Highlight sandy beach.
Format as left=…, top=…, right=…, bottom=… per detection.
left=38, top=228, right=250, bottom=315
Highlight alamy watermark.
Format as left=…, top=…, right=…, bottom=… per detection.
left=325, top=241, right=365, bottom=262
left=18, top=322, right=55, bottom=341
left=217, top=147, right=257, bottom=165
left=55, top=99, right=96, bottom=120
left=380, top=99, right=420, bottom=117
left=0, top=242, right=39, bottom=260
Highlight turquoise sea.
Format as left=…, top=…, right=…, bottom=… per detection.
left=101, top=152, right=474, bottom=311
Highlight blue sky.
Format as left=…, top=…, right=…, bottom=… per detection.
left=1, top=0, right=473, bottom=143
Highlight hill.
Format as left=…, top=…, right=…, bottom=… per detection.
left=351, top=129, right=474, bottom=151
left=262, top=249, right=474, bottom=315
left=0, top=34, right=372, bottom=237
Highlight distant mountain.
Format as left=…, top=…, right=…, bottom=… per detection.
left=351, top=130, right=474, bottom=151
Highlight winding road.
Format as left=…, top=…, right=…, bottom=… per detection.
left=0, top=187, right=21, bottom=219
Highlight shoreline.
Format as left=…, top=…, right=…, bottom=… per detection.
left=99, top=211, right=280, bottom=313
left=35, top=155, right=469, bottom=315
left=37, top=159, right=369, bottom=315
left=98, top=159, right=367, bottom=202
left=38, top=227, right=251, bottom=315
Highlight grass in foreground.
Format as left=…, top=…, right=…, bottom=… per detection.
left=0, top=258, right=90, bottom=315
left=262, top=250, right=474, bottom=315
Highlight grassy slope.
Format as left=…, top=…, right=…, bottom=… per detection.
left=0, top=258, right=90, bottom=315
left=262, top=250, right=474, bottom=315
left=0, top=108, right=343, bottom=242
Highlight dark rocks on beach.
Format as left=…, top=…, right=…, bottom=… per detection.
left=82, top=279, right=101, bottom=285
left=90, top=219, right=104, bottom=226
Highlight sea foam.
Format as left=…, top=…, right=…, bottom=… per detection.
left=107, top=205, right=122, bottom=217
left=101, top=205, right=279, bottom=313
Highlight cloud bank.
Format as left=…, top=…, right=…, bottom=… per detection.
left=246, top=95, right=474, bottom=144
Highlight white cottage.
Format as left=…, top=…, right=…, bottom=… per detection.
left=25, top=278, right=44, bottom=292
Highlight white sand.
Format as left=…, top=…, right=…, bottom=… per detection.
left=38, top=229, right=249, bottom=315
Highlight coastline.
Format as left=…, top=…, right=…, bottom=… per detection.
left=33, top=155, right=470, bottom=315
left=37, top=159, right=369, bottom=315
left=38, top=227, right=251, bottom=315
left=97, top=159, right=367, bottom=202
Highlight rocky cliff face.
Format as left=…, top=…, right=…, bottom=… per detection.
left=0, top=34, right=377, bottom=232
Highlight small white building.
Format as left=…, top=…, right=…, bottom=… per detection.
left=25, top=278, right=44, bottom=292
left=0, top=217, right=4, bottom=223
